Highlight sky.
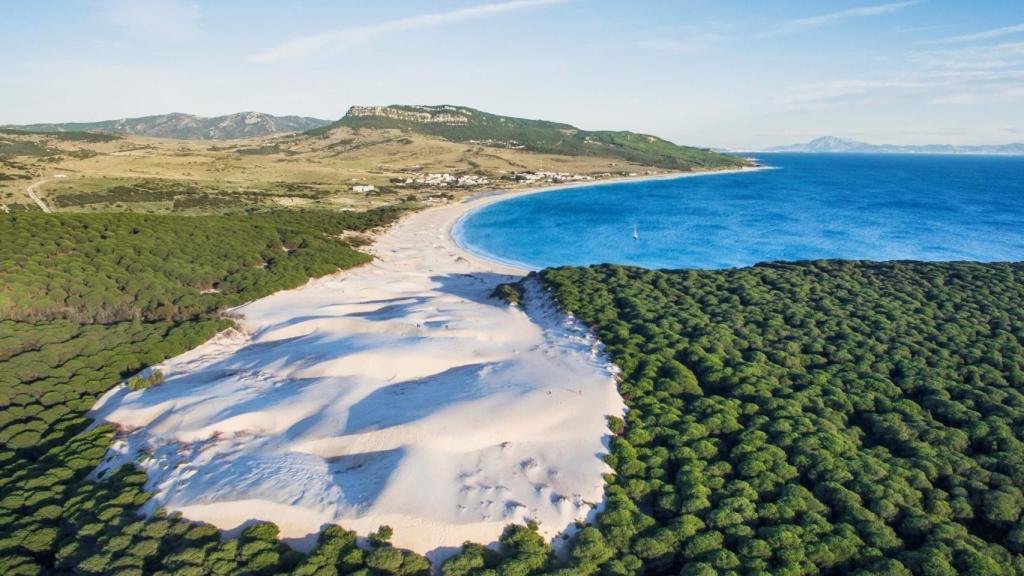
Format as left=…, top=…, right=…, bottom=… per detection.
left=1, top=0, right=1022, bottom=148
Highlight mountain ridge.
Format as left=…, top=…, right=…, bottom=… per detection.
left=762, top=135, right=1024, bottom=155
left=311, top=104, right=749, bottom=171
left=4, top=112, right=331, bottom=140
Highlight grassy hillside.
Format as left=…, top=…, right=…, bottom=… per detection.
left=313, top=105, right=749, bottom=171
left=1, top=105, right=746, bottom=214
left=0, top=118, right=711, bottom=214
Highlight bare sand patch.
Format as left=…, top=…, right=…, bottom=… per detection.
left=90, top=185, right=628, bottom=563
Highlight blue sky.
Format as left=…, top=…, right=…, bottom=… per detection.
left=1, top=0, right=1022, bottom=148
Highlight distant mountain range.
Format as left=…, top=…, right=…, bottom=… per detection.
left=3, top=112, right=331, bottom=140
left=313, top=104, right=747, bottom=170
left=762, top=135, right=1024, bottom=155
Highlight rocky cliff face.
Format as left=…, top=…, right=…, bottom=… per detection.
left=316, top=103, right=751, bottom=171
left=345, top=105, right=473, bottom=125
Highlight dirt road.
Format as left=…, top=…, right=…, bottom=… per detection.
left=25, top=178, right=53, bottom=213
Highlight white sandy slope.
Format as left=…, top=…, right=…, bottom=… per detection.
left=90, top=167, right=762, bottom=562
left=89, top=188, right=630, bottom=563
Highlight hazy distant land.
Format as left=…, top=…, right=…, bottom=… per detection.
left=756, top=135, right=1024, bottom=155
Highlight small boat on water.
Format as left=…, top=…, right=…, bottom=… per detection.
left=633, top=223, right=639, bottom=240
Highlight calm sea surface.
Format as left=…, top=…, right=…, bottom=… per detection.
left=453, top=153, right=1024, bottom=270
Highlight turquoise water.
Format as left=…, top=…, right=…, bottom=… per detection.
left=453, top=154, right=1024, bottom=270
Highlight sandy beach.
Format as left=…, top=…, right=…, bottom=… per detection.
left=89, top=167, right=758, bottom=563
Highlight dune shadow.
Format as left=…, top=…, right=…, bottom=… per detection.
left=327, top=448, right=405, bottom=508
left=350, top=296, right=432, bottom=321
left=194, top=377, right=326, bottom=426
left=156, top=447, right=404, bottom=514
left=217, top=517, right=272, bottom=541
left=114, top=330, right=370, bottom=396
left=281, top=529, right=324, bottom=554
left=193, top=329, right=422, bottom=384
left=338, top=295, right=426, bottom=307
left=342, top=363, right=499, bottom=434
left=249, top=316, right=338, bottom=339
left=220, top=519, right=336, bottom=554
left=428, top=272, right=520, bottom=307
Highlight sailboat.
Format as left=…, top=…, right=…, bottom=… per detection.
left=632, top=223, right=639, bottom=241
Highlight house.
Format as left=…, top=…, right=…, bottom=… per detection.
left=352, top=185, right=376, bottom=193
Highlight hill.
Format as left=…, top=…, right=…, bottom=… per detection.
left=4, top=112, right=331, bottom=140
left=312, top=105, right=747, bottom=170
left=765, top=135, right=1024, bottom=155
left=1, top=106, right=750, bottom=214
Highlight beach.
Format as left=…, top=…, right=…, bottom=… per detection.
left=88, top=168, right=757, bottom=562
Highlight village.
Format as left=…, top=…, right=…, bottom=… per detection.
left=351, top=170, right=596, bottom=195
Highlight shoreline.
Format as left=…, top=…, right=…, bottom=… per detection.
left=441, top=165, right=770, bottom=274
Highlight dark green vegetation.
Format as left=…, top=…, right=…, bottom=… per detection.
left=0, top=128, right=120, bottom=143
left=489, top=260, right=1024, bottom=575
left=0, top=208, right=438, bottom=575
left=45, top=180, right=310, bottom=212
left=0, top=137, right=55, bottom=159
left=314, top=105, right=748, bottom=171
left=441, top=522, right=611, bottom=576
left=3, top=113, right=330, bottom=141
left=0, top=209, right=403, bottom=323
left=50, top=182, right=220, bottom=209
left=1, top=130, right=116, bottom=163
left=40, top=179, right=351, bottom=213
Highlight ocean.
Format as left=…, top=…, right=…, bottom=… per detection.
left=453, top=153, right=1024, bottom=270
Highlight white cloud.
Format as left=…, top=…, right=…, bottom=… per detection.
left=774, top=31, right=1024, bottom=112
left=937, top=23, right=1024, bottom=44
left=775, top=66, right=1024, bottom=111
left=250, top=0, right=568, bottom=64
left=638, top=33, right=726, bottom=55
left=775, top=78, right=938, bottom=110
left=929, top=92, right=974, bottom=104
left=911, top=41, right=1024, bottom=70
left=102, top=0, right=202, bottom=42
left=892, top=24, right=947, bottom=34
left=760, top=0, right=919, bottom=38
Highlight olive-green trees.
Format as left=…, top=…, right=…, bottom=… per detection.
left=528, top=260, right=1024, bottom=575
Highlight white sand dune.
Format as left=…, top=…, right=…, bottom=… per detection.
left=91, top=169, right=760, bottom=560
left=89, top=187, right=629, bottom=562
